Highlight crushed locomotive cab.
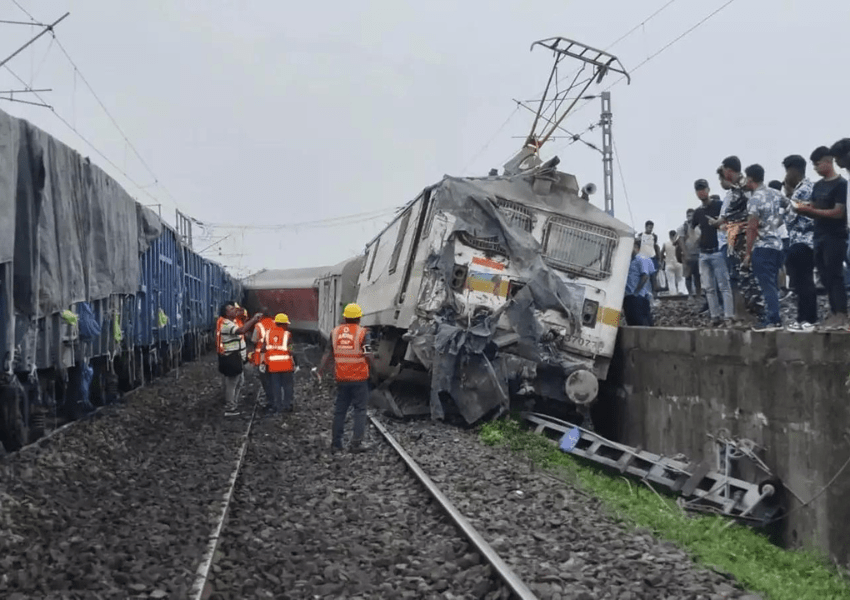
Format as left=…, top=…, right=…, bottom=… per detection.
left=355, top=157, right=634, bottom=425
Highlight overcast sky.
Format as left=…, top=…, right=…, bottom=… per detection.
left=2, top=0, right=849, bottom=277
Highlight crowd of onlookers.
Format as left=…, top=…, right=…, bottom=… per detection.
left=623, top=138, right=850, bottom=331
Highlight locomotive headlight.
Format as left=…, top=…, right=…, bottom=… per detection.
left=565, top=369, right=599, bottom=405
left=581, top=299, right=599, bottom=328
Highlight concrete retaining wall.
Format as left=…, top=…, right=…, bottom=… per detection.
left=610, top=327, right=850, bottom=564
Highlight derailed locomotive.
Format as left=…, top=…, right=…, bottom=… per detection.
left=0, top=107, right=239, bottom=451
left=354, top=156, right=634, bottom=425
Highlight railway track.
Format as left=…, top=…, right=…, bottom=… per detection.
left=0, top=359, right=259, bottom=599
left=1, top=358, right=762, bottom=599
left=197, top=383, right=535, bottom=599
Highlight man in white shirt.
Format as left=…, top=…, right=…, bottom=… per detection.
left=661, top=230, right=688, bottom=295
left=638, top=220, right=661, bottom=291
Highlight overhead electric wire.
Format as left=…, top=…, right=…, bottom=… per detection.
left=28, top=32, right=53, bottom=86
left=0, top=18, right=45, bottom=26
left=50, top=35, right=184, bottom=212
left=3, top=63, right=176, bottom=210
left=461, top=104, right=521, bottom=174
left=563, top=0, right=740, bottom=122
left=8, top=0, right=184, bottom=212
left=512, top=99, right=600, bottom=154
left=524, top=0, right=731, bottom=153
left=10, top=0, right=36, bottom=21
left=612, top=140, right=635, bottom=230
left=200, top=205, right=402, bottom=231
left=538, top=0, right=683, bottom=98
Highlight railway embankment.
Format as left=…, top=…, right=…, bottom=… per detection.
left=603, top=326, right=850, bottom=568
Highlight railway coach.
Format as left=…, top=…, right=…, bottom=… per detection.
left=242, top=256, right=365, bottom=345
left=0, top=108, right=239, bottom=451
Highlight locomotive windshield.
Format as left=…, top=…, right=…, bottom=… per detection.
left=457, top=198, right=534, bottom=255
left=543, top=216, right=617, bottom=281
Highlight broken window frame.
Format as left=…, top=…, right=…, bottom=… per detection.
left=388, top=207, right=413, bottom=275
left=367, top=239, right=380, bottom=281
left=457, top=198, right=535, bottom=256
left=398, top=191, right=431, bottom=305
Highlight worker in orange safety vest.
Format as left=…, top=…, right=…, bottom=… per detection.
left=260, top=313, right=297, bottom=414
left=315, top=303, right=374, bottom=453
left=249, top=313, right=277, bottom=403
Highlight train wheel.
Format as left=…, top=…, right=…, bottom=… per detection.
left=0, top=380, right=28, bottom=452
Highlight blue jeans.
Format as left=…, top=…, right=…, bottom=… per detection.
left=266, top=371, right=295, bottom=412
left=281, top=372, right=294, bottom=410
left=332, top=381, right=369, bottom=448
left=752, top=247, right=783, bottom=325
left=722, top=245, right=740, bottom=291
left=699, top=250, right=734, bottom=319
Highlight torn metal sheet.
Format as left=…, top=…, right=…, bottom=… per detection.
left=408, top=166, right=607, bottom=422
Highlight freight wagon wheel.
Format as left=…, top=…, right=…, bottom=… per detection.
left=0, top=381, right=28, bottom=452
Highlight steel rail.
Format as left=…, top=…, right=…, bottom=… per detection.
left=190, top=394, right=260, bottom=600
left=369, top=416, right=539, bottom=600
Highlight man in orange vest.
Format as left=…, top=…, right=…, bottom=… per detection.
left=315, top=303, right=374, bottom=453
left=249, top=312, right=277, bottom=404
left=261, top=313, right=297, bottom=414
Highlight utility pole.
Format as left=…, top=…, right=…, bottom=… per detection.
left=600, top=91, right=614, bottom=217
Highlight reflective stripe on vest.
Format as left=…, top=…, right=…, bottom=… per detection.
left=264, top=327, right=294, bottom=373
left=216, top=316, right=225, bottom=355
left=251, top=318, right=275, bottom=366
left=331, top=324, right=368, bottom=382
left=251, top=321, right=265, bottom=366
left=218, top=318, right=244, bottom=355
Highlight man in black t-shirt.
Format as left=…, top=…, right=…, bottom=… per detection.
left=794, top=146, right=848, bottom=329
left=830, top=138, right=850, bottom=295
left=692, top=179, right=734, bottom=323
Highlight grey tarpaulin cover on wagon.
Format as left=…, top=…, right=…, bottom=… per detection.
left=0, top=110, right=19, bottom=265
left=1, top=106, right=165, bottom=317
left=402, top=166, right=625, bottom=423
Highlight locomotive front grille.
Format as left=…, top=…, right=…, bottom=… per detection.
left=542, top=216, right=617, bottom=281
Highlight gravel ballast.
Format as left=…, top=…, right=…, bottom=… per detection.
left=652, top=293, right=831, bottom=328
left=207, top=376, right=511, bottom=600
left=1, top=356, right=764, bottom=599
left=0, top=358, right=259, bottom=599
left=381, top=415, right=763, bottom=600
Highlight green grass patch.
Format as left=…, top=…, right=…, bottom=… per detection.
left=479, top=417, right=850, bottom=600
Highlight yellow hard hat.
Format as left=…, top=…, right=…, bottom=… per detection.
left=274, top=313, right=290, bottom=324
left=342, top=303, right=363, bottom=319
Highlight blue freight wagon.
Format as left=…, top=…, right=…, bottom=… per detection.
left=0, top=108, right=240, bottom=451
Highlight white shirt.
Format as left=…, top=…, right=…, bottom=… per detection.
left=663, top=240, right=681, bottom=266
left=638, top=232, right=657, bottom=258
